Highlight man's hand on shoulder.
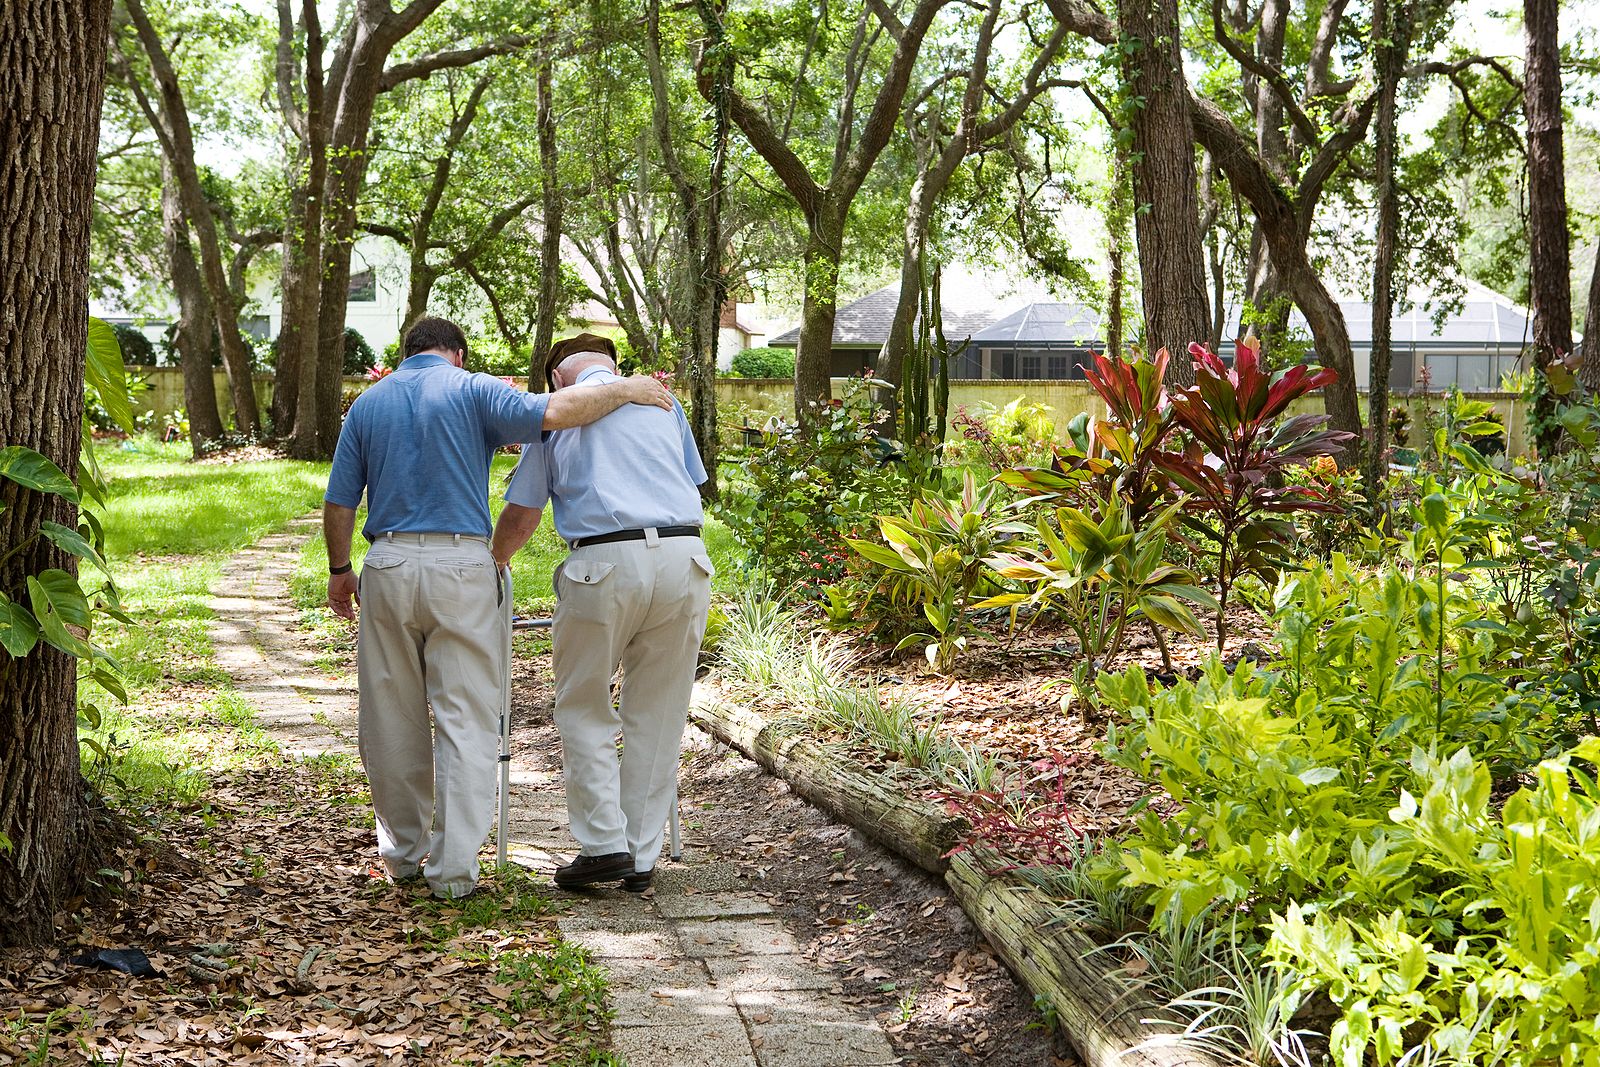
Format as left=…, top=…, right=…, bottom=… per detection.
left=620, top=375, right=673, bottom=411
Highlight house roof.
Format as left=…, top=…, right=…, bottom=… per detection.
left=968, top=283, right=1563, bottom=353
left=766, top=272, right=1058, bottom=349
left=971, top=302, right=1103, bottom=345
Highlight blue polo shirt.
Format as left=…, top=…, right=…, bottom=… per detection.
left=326, top=353, right=551, bottom=542
left=503, top=366, right=706, bottom=541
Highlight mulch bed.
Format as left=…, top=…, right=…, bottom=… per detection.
left=0, top=761, right=604, bottom=1066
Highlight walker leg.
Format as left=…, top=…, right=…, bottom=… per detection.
left=668, top=779, right=682, bottom=862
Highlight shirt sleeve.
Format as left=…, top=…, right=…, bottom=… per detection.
left=503, top=442, right=552, bottom=510
left=474, top=374, right=551, bottom=445
left=325, top=407, right=367, bottom=508
left=674, top=400, right=708, bottom=486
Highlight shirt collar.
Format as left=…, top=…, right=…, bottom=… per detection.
left=574, top=364, right=619, bottom=384
left=399, top=353, right=451, bottom=370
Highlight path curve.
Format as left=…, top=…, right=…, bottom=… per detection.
left=207, top=518, right=902, bottom=1067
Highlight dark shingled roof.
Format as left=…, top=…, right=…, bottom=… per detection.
left=971, top=303, right=1104, bottom=345
left=766, top=282, right=1007, bottom=348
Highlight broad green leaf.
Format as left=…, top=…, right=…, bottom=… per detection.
left=85, top=317, right=134, bottom=432
left=0, top=593, right=40, bottom=657
left=39, top=521, right=109, bottom=576
left=26, top=569, right=92, bottom=658
left=0, top=446, right=77, bottom=502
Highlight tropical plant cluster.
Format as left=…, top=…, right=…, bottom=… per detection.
left=817, top=340, right=1349, bottom=676
left=1018, top=401, right=1600, bottom=1064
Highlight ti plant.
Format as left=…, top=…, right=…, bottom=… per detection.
left=998, top=347, right=1177, bottom=523
left=1157, top=337, right=1353, bottom=649
left=979, top=496, right=1216, bottom=697
left=846, top=471, right=1007, bottom=673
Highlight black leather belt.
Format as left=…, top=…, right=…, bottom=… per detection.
left=571, top=525, right=701, bottom=549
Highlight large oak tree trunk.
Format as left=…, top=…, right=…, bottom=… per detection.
left=0, top=0, right=112, bottom=946
left=1524, top=0, right=1573, bottom=451
left=1116, top=0, right=1205, bottom=387
left=160, top=161, right=227, bottom=451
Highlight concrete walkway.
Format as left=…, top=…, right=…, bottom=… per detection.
left=208, top=518, right=899, bottom=1067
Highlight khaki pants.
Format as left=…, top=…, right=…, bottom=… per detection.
left=356, top=532, right=503, bottom=898
left=551, top=535, right=713, bottom=873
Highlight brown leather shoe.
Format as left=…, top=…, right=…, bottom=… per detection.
left=621, top=868, right=654, bottom=893
left=553, top=852, right=634, bottom=889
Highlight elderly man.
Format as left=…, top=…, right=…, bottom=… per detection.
left=491, top=333, right=711, bottom=893
left=324, top=317, right=672, bottom=900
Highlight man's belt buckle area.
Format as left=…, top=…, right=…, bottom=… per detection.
left=569, top=526, right=701, bottom=550
left=379, top=531, right=491, bottom=546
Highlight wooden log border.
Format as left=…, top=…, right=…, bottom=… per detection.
left=688, top=688, right=1220, bottom=1067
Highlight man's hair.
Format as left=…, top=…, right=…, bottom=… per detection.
left=544, top=332, right=618, bottom=388
left=403, top=316, right=469, bottom=359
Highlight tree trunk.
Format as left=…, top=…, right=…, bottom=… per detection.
left=794, top=205, right=847, bottom=419
left=878, top=189, right=930, bottom=414
left=1116, top=0, right=1205, bottom=387
left=1107, top=144, right=1132, bottom=359
left=1366, top=0, right=1408, bottom=502
left=284, top=147, right=327, bottom=458
left=126, top=0, right=261, bottom=439
left=1524, top=0, right=1573, bottom=451
left=532, top=54, right=562, bottom=380
left=1582, top=241, right=1600, bottom=396
left=160, top=160, right=227, bottom=451
left=0, top=0, right=111, bottom=947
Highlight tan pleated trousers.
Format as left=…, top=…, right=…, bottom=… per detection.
left=356, top=532, right=503, bottom=898
left=550, top=535, right=713, bottom=874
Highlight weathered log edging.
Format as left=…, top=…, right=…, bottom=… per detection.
left=688, top=685, right=1222, bottom=1067
left=688, top=692, right=964, bottom=874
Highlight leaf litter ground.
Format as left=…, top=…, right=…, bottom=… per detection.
left=0, top=757, right=610, bottom=1066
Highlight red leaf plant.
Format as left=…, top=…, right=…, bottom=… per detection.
left=1156, top=336, right=1355, bottom=649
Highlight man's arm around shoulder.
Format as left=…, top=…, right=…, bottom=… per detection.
left=543, top=375, right=672, bottom=430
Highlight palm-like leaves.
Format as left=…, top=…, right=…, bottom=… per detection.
left=1159, top=336, right=1356, bottom=648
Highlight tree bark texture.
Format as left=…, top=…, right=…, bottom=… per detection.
left=159, top=159, right=227, bottom=451
left=0, top=0, right=112, bottom=946
left=126, top=0, right=261, bottom=438
left=531, top=53, right=561, bottom=383
left=1117, top=0, right=1206, bottom=387
left=1365, top=0, right=1408, bottom=500
left=795, top=204, right=848, bottom=418
left=1190, top=95, right=1364, bottom=442
left=1524, top=0, right=1572, bottom=449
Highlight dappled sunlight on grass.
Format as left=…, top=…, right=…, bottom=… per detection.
left=92, top=438, right=329, bottom=557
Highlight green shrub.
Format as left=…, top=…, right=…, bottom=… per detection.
left=726, top=347, right=795, bottom=379
left=342, top=327, right=377, bottom=375
left=466, top=334, right=534, bottom=378
left=113, top=324, right=157, bottom=366
left=716, top=379, right=905, bottom=593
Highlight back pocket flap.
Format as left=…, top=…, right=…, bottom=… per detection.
left=691, top=554, right=716, bottom=578
left=362, top=554, right=405, bottom=570
left=565, top=560, right=616, bottom=585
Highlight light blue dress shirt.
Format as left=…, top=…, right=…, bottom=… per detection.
left=503, top=365, right=706, bottom=542
left=326, top=353, right=551, bottom=542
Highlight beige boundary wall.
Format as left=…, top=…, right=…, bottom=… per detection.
left=126, top=366, right=1532, bottom=456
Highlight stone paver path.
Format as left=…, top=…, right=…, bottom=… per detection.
left=208, top=517, right=899, bottom=1067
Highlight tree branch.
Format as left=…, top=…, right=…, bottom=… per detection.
left=1041, top=0, right=1115, bottom=46
left=1209, top=0, right=1321, bottom=148
left=378, top=36, right=532, bottom=92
